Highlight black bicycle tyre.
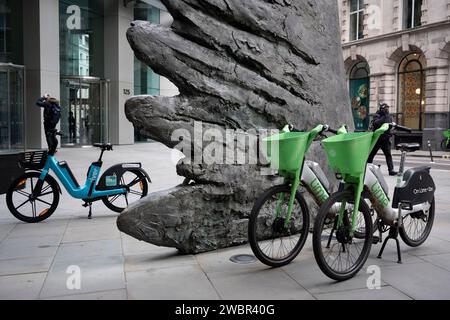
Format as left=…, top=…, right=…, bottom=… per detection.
left=313, top=189, right=373, bottom=281
left=248, top=184, right=310, bottom=267
left=6, top=171, right=60, bottom=223
left=400, top=198, right=435, bottom=247
left=102, top=170, right=148, bottom=213
left=441, top=139, right=450, bottom=151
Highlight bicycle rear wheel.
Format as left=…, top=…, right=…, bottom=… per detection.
left=248, top=185, right=310, bottom=267
left=441, top=139, right=450, bottom=151
left=102, top=170, right=148, bottom=213
left=400, top=198, right=435, bottom=247
left=313, top=189, right=373, bottom=281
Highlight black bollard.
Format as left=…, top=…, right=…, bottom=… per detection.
left=428, top=140, right=435, bottom=163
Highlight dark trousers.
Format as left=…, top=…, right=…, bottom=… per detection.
left=44, top=122, right=57, bottom=150
left=69, top=125, right=76, bottom=141
left=368, top=138, right=394, bottom=173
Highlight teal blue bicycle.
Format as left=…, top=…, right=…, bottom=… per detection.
left=6, top=130, right=151, bottom=223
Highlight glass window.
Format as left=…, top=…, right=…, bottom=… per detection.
left=59, top=0, right=104, bottom=77
left=398, top=53, right=426, bottom=130
left=0, top=65, right=25, bottom=153
left=404, top=0, right=422, bottom=29
left=349, top=61, right=370, bottom=130
left=349, top=0, right=364, bottom=41
left=133, top=3, right=162, bottom=142
left=0, top=0, right=23, bottom=64
left=134, top=4, right=161, bottom=96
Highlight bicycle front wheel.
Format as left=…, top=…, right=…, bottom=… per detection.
left=248, top=185, right=310, bottom=267
left=313, top=189, right=373, bottom=281
left=6, top=172, right=60, bottom=223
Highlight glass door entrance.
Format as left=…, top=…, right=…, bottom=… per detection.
left=60, top=76, right=109, bottom=146
left=0, top=64, right=25, bottom=153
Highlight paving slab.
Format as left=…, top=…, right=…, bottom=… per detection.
left=45, top=289, right=127, bottom=300
left=54, top=239, right=123, bottom=262
left=6, top=220, right=68, bottom=239
left=40, top=255, right=125, bottom=299
left=121, top=233, right=172, bottom=256
left=401, top=236, right=450, bottom=257
left=0, top=273, right=47, bottom=300
left=281, top=255, right=388, bottom=295
left=430, top=222, right=450, bottom=242
left=124, top=251, right=197, bottom=273
left=0, top=234, right=61, bottom=260
left=126, top=264, right=219, bottom=300
left=0, top=223, right=16, bottom=242
left=62, top=222, right=121, bottom=243
left=196, top=245, right=265, bottom=274
left=420, top=253, right=450, bottom=273
left=379, top=262, right=450, bottom=299
left=0, top=256, right=54, bottom=276
left=315, top=285, right=412, bottom=300
left=207, top=267, right=314, bottom=300
left=67, top=215, right=118, bottom=228
left=365, top=247, right=423, bottom=267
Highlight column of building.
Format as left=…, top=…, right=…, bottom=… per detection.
left=104, top=0, right=135, bottom=145
left=23, top=0, right=60, bottom=149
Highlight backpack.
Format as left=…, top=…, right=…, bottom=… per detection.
left=45, top=103, right=61, bottom=126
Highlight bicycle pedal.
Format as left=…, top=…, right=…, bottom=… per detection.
left=372, top=236, right=380, bottom=244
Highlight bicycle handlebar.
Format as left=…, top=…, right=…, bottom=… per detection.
left=284, top=124, right=342, bottom=135
left=326, top=127, right=339, bottom=135
left=390, top=123, right=412, bottom=133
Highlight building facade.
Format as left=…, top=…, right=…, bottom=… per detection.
left=0, top=0, right=178, bottom=153
left=339, top=0, right=450, bottom=149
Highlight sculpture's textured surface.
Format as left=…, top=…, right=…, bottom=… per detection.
left=118, top=0, right=353, bottom=253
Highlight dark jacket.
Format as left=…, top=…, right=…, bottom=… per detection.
left=36, top=98, right=61, bottom=127
left=372, top=109, right=393, bottom=141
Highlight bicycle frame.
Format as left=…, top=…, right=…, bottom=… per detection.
left=338, top=123, right=435, bottom=234
left=336, top=124, right=388, bottom=234
left=363, top=163, right=432, bottom=227
left=38, top=155, right=127, bottom=200
left=276, top=125, right=348, bottom=226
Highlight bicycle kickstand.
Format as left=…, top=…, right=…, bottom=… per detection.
left=377, top=224, right=402, bottom=264
left=83, top=201, right=93, bottom=219
left=88, top=203, right=92, bottom=219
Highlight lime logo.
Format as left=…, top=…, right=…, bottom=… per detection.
left=310, top=179, right=328, bottom=203
left=371, top=182, right=389, bottom=207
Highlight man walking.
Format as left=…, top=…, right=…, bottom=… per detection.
left=367, top=103, right=397, bottom=176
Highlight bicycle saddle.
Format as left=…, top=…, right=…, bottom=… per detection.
left=396, top=143, right=420, bottom=152
left=93, top=143, right=113, bottom=151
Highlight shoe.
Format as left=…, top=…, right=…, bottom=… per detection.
left=389, top=171, right=398, bottom=176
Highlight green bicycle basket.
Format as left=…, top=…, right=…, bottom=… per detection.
left=443, top=130, right=450, bottom=139
left=322, top=132, right=373, bottom=177
left=264, top=132, right=310, bottom=172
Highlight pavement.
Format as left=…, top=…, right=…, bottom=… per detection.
left=1, top=143, right=450, bottom=300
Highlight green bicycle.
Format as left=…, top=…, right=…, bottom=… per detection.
left=248, top=124, right=347, bottom=267
left=313, top=123, right=436, bottom=281
left=441, top=129, right=450, bottom=151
